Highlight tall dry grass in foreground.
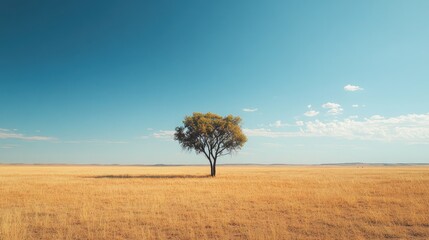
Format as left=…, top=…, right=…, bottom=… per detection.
left=0, top=165, right=428, bottom=239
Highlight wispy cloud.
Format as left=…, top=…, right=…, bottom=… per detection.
left=322, top=102, right=343, bottom=115
left=304, top=114, right=429, bottom=141
left=243, top=128, right=302, bottom=138
left=304, top=110, right=319, bottom=117
left=63, top=139, right=128, bottom=144
left=0, top=144, right=17, bottom=149
left=344, top=84, right=364, bottom=92
left=407, top=142, right=429, bottom=145
left=153, top=130, right=175, bottom=139
left=269, top=120, right=285, bottom=128
left=242, top=108, right=258, bottom=112
left=352, top=104, right=359, bottom=108
left=268, top=120, right=299, bottom=128
left=296, top=121, right=304, bottom=126
left=245, top=113, right=429, bottom=143
left=0, top=129, right=55, bottom=141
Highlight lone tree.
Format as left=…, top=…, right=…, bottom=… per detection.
left=174, top=112, right=247, bottom=177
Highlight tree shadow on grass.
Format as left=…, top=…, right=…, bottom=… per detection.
left=89, top=174, right=211, bottom=179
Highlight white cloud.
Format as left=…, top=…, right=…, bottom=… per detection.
left=344, top=84, right=364, bottom=92
left=0, top=129, right=54, bottom=141
left=304, top=110, right=319, bottom=117
left=244, top=113, right=429, bottom=143
left=153, top=130, right=175, bottom=139
left=407, top=142, right=429, bottom=145
left=352, top=104, right=359, bottom=108
left=270, top=120, right=285, bottom=128
left=243, top=108, right=258, bottom=112
left=243, top=128, right=302, bottom=138
left=369, top=115, right=384, bottom=120
left=304, top=114, right=429, bottom=141
left=307, top=105, right=312, bottom=109
left=268, top=120, right=299, bottom=128
left=322, top=102, right=343, bottom=115
left=296, top=121, right=304, bottom=126
left=322, top=102, right=341, bottom=109
left=63, top=139, right=128, bottom=144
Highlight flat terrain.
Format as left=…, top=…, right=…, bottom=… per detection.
left=0, top=165, right=428, bottom=239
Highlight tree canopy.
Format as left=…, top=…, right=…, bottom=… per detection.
left=174, top=112, right=247, bottom=176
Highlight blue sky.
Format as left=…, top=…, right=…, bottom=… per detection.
left=1, top=0, right=428, bottom=164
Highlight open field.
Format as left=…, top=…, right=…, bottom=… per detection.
left=0, top=165, right=428, bottom=240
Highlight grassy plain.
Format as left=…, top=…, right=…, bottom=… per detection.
left=0, top=165, right=428, bottom=239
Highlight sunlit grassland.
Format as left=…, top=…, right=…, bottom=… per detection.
left=0, top=165, right=428, bottom=239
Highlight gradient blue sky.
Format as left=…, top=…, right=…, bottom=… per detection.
left=1, top=0, right=428, bottom=164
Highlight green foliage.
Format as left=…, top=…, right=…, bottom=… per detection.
left=174, top=112, right=247, bottom=175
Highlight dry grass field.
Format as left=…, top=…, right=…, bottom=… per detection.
left=0, top=165, right=428, bottom=240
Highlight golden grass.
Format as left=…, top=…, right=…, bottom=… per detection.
left=0, top=165, right=428, bottom=239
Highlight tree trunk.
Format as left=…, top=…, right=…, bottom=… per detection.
left=208, top=159, right=213, bottom=177
left=213, top=164, right=216, bottom=176
left=207, top=156, right=216, bottom=177
left=211, top=160, right=216, bottom=177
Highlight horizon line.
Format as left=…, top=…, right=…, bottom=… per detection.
left=1, top=162, right=429, bottom=167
